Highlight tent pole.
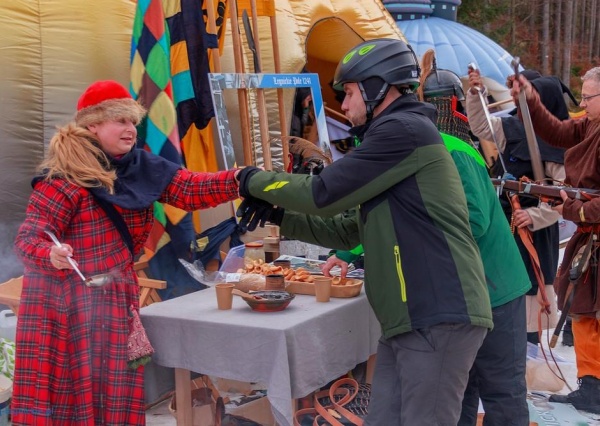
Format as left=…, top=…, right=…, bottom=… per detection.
left=230, top=0, right=254, bottom=166
left=269, top=8, right=289, bottom=170
left=250, top=0, right=272, bottom=169
left=205, top=0, right=221, bottom=72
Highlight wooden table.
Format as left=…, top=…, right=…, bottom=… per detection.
left=140, top=287, right=380, bottom=425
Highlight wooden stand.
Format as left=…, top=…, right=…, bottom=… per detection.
left=231, top=0, right=286, bottom=169
left=134, top=258, right=167, bottom=307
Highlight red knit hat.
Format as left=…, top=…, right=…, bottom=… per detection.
left=77, top=80, right=132, bottom=110
left=75, top=80, right=146, bottom=127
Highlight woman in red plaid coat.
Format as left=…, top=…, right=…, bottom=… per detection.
left=13, top=80, right=242, bottom=425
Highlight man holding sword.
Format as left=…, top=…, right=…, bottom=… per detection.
left=466, top=66, right=569, bottom=346
left=511, top=67, right=600, bottom=414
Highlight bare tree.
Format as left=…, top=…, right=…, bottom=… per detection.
left=542, top=0, right=551, bottom=74
left=590, top=0, right=598, bottom=61
left=511, top=0, right=517, bottom=47
left=597, top=0, right=600, bottom=58
left=483, top=0, right=491, bottom=33
left=563, top=0, right=574, bottom=83
left=573, top=0, right=578, bottom=46
left=529, top=0, right=538, bottom=41
left=579, top=0, right=586, bottom=48
left=554, top=0, right=563, bottom=75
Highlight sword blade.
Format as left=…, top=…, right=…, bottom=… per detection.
left=511, top=56, right=545, bottom=182
left=518, top=92, right=546, bottom=181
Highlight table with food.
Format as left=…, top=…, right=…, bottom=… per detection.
left=141, top=246, right=378, bottom=425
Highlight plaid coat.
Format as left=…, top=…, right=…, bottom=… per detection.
left=13, top=168, right=238, bottom=425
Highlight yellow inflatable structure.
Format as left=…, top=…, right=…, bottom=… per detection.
left=0, top=0, right=403, bottom=278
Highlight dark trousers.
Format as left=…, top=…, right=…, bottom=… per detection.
left=458, top=295, right=529, bottom=426
left=365, top=323, right=487, bottom=426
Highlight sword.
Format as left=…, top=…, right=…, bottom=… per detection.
left=242, top=9, right=260, bottom=73
left=467, top=62, right=508, bottom=177
left=511, top=57, right=545, bottom=182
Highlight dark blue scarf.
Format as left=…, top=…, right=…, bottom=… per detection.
left=33, top=148, right=181, bottom=210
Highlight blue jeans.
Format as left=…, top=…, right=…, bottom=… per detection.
left=458, top=295, right=528, bottom=426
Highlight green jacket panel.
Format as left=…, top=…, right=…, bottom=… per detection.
left=249, top=95, right=493, bottom=338
left=442, top=133, right=531, bottom=307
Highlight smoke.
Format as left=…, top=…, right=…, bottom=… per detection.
left=0, top=221, right=24, bottom=283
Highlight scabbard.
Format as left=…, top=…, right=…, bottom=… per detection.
left=550, top=233, right=596, bottom=347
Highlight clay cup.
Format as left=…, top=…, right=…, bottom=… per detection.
left=313, top=276, right=332, bottom=302
left=215, top=283, right=235, bottom=310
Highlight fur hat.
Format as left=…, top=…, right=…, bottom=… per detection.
left=75, top=80, right=146, bottom=128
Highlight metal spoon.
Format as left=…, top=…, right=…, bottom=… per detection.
left=44, top=230, right=113, bottom=287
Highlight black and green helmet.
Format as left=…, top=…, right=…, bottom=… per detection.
left=333, top=38, right=420, bottom=120
left=423, top=68, right=465, bottom=101
left=333, top=38, right=421, bottom=92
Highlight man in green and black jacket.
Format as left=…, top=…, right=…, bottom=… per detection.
left=236, top=39, right=492, bottom=426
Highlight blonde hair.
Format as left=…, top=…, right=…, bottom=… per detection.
left=417, top=49, right=436, bottom=101
left=38, top=123, right=117, bottom=193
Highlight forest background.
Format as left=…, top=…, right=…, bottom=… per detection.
left=458, top=0, right=598, bottom=97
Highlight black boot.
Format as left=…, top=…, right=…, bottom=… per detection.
left=562, top=317, right=574, bottom=347
left=549, top=376, right=600, bottom=413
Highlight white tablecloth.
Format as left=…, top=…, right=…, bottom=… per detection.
left=141, top=287, right=381, bottom=425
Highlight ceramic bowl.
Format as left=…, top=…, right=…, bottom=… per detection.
left=243, top=290, right=295, bottom=312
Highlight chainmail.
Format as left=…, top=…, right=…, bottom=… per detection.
left=426, top=95, right=474, bottom=146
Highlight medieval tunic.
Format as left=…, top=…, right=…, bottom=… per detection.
left=466, top=80, right=570, bottom=331
left=13, top=166, right=239, bottom=425
left=466, top=80, right=567, bottom=293
left=525, top=89, right=600, bottom=316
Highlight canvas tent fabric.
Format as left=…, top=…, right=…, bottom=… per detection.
left=397, top=16, right=519, bottom=107
left=398, top=17, right=517, bottom=85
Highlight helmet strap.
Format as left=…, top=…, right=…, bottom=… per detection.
left=358, top=81, right=390, bottom=121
